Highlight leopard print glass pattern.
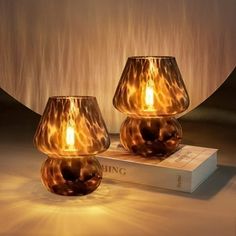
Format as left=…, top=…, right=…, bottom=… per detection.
left=120, top=117, right=182, bottom=157
left=113, top=56, right=189, bottom=117
left=34, top=96, right=110, bottom=158
left=41, top=156, right=102, bottom=196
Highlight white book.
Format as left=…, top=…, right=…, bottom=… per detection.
left=97, top=142, right=218, bottom=193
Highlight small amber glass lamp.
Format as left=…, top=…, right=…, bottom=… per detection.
left=34, top=96, right=110, bottom=196
left=113, top=56, right=189, bottom=157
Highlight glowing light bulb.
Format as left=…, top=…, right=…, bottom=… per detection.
left=145, top=80, right=154, bottom=108
left=66, top=124, right=75, bottom=148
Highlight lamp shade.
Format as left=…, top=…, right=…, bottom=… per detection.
left=34, top=96, right=110, bottom=158
left=113, top=56, right=189, bottom=117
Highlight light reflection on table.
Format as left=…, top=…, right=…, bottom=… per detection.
left=0, top=141, right=235, bottom=236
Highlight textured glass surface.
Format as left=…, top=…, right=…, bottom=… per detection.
left=34, top=96, right=110, bottom=158
left=113, top=56, right=189, bottom=117
left=41, top=156, right=102, bottom=196
left=120, top=117, right=182, bottom=157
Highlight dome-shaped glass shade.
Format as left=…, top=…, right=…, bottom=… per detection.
left=34, top=96, right=110, bottom=158
left=113, top=56, right=190, bottom=117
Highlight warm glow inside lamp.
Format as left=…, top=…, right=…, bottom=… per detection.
left=34, top=96, right=110, bottom=196
left=113, top=56, right=190, bottom=157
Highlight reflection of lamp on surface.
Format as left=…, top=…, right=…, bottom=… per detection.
left=113, top=56, right=189, bottom=157
left=34, top=96, right=110, bottom=196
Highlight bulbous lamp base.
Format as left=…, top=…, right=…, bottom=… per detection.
left=41, top=156, right=102, bottom=196
left=120, top=117, right=182, bottom=157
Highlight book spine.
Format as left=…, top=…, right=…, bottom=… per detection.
left=97, top=156, right=192, bottom=192
left=191, top=153, right=217, bottom=192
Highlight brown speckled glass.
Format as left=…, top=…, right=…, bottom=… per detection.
left=113, top=56, right=189, bottom=157
left=120, top=117, right=182, bottom=157
left=113, top=56, right=189, bottom=117
left=41, top=157, right=103, bottom=196
left=34, top=96, right=110, bottom=196
left=34, top=96, right=110, bottom=158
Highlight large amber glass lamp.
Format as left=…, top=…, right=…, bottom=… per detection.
left=34, top=96, right=110, bottom=196
left=113, top=56, right=189, bottom=157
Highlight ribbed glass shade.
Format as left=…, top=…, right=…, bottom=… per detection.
left=34, top=96, right=110, bottom=158
left=113, top=56, right=189, bottom=117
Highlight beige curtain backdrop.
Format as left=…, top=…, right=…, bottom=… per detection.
left=0, top=0, right=235, bottom=132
